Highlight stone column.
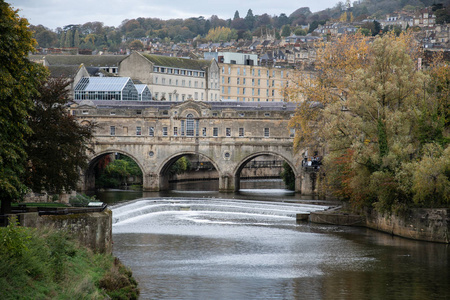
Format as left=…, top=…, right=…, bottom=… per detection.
left=219, top=173, right=235, bottom=192
left=143, top=173, right=161, bottom=191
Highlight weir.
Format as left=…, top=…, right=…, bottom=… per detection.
left=111, top=198, right=329, bottom=224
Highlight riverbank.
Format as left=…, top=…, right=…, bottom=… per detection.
left=0, top=220, right=139, bottom=299
left=310, top=207, right=450, bottom=243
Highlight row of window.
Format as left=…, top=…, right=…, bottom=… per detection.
left=222, top=77, right=278, bottom=87
left=153, top=66, right=205, bottom=78
left=110, top=126, right=272, bottom=137
left=221, top=66, right=287, bottom=79
left=221, top=87, right=275, bottom=97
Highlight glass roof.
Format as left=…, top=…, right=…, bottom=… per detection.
left=134, top=84, right=149, bottom=94
left=74, top=77, right=132, bottom=92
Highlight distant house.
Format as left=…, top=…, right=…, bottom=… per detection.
left=35, top=55, right=127, bottom=75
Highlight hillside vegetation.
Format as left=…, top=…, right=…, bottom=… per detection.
left=0, top=219, right=139, bottom=299
left=30, top=0, right=450, bottom=51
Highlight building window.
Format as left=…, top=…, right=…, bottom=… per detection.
left=82, top=110, right=88, bottom=114
left=149, top=127, right=154, bottom=136
left=110, top=126, right=115, bottom=136
left=174, top=127, right=178, bottom=136
left=237, top=78, right=240, bottom=85
left=213, top=127, right=218, bottom=137
left=239, top=128, right=244, bottom=137
left=226, top=128, right=231, bottom=137
left=202, top=127, right=207, bottom=136
left=186, top=114, right=195, bottom=136
left=237, top=67, right=240, bottom=75
left=264, top=128, right=270, bottom=137
left=264, top=112, right=270, bottom=117
left=290, top=128, right=295, bottom=137
left=163, top=127, right=168, bottom=136
left=136, top=126, right=142, bottom=136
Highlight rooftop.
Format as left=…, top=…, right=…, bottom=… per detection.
left=141, top=53, right=212, bottom=70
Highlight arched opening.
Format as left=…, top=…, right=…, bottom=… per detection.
left=84, top=151, right=144, bottom=194
left=234, top=153, right=296, bottom=194
left=159, top=152, right=219, bottom=192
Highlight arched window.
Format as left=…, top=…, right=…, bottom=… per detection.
left=186, top=114, right=194, bottom=136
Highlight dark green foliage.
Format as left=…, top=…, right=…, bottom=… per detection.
left=96, top=156, right=143, bottom=189
left=168, top=156, right=192, bottom=176
left=69, top=193, right=96, bottom=207
left=280, top=162, right=295, bottom=190
left=0, top=2, right=47, bottom=214
left=24, top=77, right=94, bottom=194
left=377, top=119, right=389, bottom=158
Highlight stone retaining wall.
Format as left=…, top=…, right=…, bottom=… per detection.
left=15, top=210, right=113, bottom=253
left=365, top=208, right=450, bottom=243
left=310, top=208, right=450, bottom=243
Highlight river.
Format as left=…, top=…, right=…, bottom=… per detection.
left=102, top=180, right=450, bottom=300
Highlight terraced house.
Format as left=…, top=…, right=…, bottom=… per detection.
left=119, top=52, right=220, bottom=101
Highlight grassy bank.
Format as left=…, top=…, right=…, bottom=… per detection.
left=0, top=218, right=139, bottom=299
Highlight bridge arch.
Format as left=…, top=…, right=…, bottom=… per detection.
left=158, top=151, right=222, bottom=190
left=232, top=151, right=297, bottom=192
left=83, top=149, right=145, bottom=192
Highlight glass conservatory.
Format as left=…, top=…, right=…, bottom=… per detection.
left=74, top=77, right=139, bottom=101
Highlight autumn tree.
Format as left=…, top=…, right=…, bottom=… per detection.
left=24, top=77, right=94, bottom=195
left=288, top=32, right=450, bottom=212
left=0, top=2, right=47, bottom=214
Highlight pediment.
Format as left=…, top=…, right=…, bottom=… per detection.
left=171, top=100, right=211, bottom=117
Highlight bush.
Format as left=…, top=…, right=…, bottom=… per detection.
left=69, top=194, right=95, bottom=207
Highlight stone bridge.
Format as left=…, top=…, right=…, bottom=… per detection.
left=72, top=100, right=316, bottom=193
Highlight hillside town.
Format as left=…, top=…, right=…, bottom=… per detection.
left=28, top=3, right=450, bottom=104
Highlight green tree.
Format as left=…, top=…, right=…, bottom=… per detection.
left=281, top=25, right=291, bottom=37
left=0, top=2, right=47, bottom=214
left=129, top=40, right=144, bottom=50
left=96, top=156, right=142, bottom=188
left=244, top=9, right=255, bottom=31
left=280, top=162, right=295, bottom=190
left=233, top=10, right=240, bottom=20
left=24, top=77, right=94, bottom=195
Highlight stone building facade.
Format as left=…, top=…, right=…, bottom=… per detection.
left=219, top=63, right=289, bottom=102
left=119, top=52, right=220, bottom=101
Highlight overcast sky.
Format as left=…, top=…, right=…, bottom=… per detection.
left=9, top=0, right=340, bottom=30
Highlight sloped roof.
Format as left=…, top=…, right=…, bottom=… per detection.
left=135, top=84, right=149, bottom=94
left=141, top=53, right=211, bottom=70
left=74, top=77, right=132, bottom=92
left=47, top=65, right=81, bottom=78
left=43, top=55, right=126, bottom=67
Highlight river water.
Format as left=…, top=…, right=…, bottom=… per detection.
left=105, top=180, right=450, bottom=300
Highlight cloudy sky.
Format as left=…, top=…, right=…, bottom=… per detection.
left=9, top=0, right=340, bottom=30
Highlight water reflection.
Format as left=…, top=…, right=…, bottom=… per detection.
left=111, top=197, right=450, bottom=300
left=94, top=179, right=328, bottom=206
